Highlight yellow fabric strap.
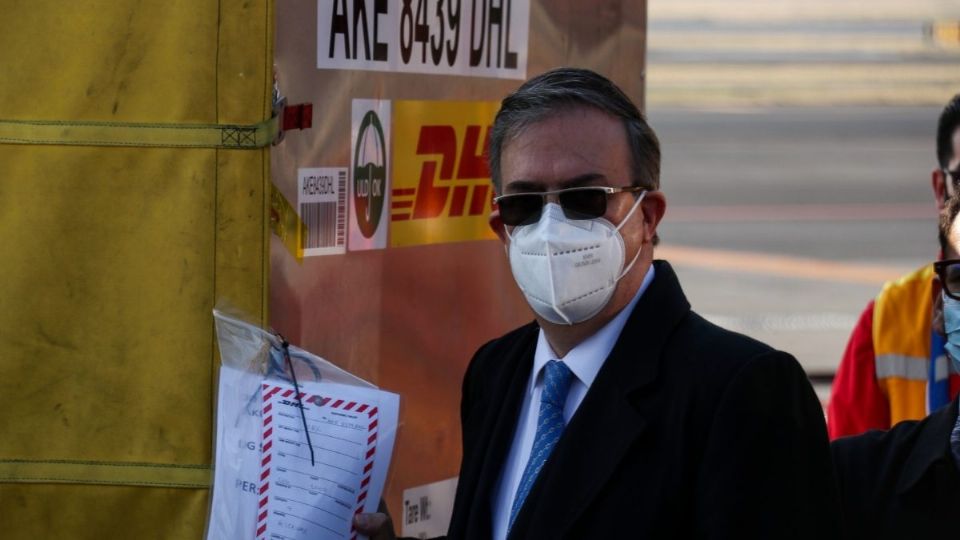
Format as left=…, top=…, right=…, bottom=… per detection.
left=0, top=459, right=210, bottom=489
left=0, top=115, right=279, bottom=149
left=270, top=182, right=306, bottom=262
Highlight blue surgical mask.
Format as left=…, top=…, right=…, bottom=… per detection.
left=942, top=291, right=960, bottom=368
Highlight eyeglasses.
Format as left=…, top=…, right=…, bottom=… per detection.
left=493, top=186, right=646, bottom=226
left=934, top=259, right=960, bottom=300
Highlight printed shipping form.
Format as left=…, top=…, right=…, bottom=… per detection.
left=257, top=379, right=399, bottom=540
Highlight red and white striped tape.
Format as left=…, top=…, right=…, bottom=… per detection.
left=350, top=404, right=378, bottom=540
left=256, top=384, right=281, bottom=540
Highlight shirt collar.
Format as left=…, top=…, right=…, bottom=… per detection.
left=897, top=394, right=960, bottom=494
left=531, top=264, right=656, bottom=389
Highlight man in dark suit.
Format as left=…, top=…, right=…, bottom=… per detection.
left=831, top=195, right=960, bottom=539
left=357, top=67, right=840, bottom=539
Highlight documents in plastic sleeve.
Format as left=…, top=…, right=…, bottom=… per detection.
left=256, top=378, right=399, bottom=540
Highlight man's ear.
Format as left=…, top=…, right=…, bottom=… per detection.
left=933, top=275, right=945, bottom=336
left=640, top=191, right=667, bottom=244
left=933, top=168, right=948, bottom=211
left=489, top=209, right=508, bottom=243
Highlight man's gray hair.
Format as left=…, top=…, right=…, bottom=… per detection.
left=489, top=67, right=661, bottom=195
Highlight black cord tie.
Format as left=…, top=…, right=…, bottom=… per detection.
left=279, top=335, right=315, bottom=467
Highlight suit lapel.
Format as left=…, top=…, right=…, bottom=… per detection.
left=508, top=261, right=691, bottom=538
left=461, top=325, right=538, bottom=539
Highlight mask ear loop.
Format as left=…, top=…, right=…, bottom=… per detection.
left=614, top=191, right=648, bottom=281
left=503, top=218, right=516, bottom=257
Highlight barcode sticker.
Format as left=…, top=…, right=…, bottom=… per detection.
left=297, top=167, right=347, bottom=256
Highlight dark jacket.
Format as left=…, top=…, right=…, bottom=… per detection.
left=832, top=396, right=960, bottom=540
left=447, top=261, right=842, bottom=539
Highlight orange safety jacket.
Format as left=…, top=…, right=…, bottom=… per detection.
left=829, top=264, right=960, bottom=439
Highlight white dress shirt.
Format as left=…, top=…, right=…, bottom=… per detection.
left=490, top=265, right=655, bottom=539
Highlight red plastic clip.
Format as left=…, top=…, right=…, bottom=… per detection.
left=282, top=103, right=313, bottom=131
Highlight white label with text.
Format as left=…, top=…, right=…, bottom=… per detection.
left=318, top=0, right=529, bottom=79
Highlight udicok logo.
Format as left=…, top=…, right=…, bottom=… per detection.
left=353, top=110, right=387, bottom=238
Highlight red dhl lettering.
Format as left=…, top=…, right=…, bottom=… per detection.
left=392, top=124, right=493, bottom=221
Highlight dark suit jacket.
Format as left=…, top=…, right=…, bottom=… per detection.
left=832, top=397, right=960, bottom=540
left=446, top=261, right=841, bottom=539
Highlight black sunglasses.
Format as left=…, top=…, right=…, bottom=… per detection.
left=934, top=259, right=960, bottom=301
left=493, top=186, right=646, bottom=226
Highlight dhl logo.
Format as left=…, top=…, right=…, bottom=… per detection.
left=391, top=124, right=493, bottom=222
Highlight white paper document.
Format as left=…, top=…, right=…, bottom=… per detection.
left=208, top=364, right=265, bottom=540
left=256, top=378, right=399, bottom=540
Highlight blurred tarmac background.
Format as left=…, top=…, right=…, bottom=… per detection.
left=644, top=0, right=960, bottom=402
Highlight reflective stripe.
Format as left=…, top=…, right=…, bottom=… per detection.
left=938, top=354, right=960, bottom=380
left=877, top=353, right=960, bottom=381
left=876, top=354, right=929, bottom=381
left=936, top=355, right=949, bottom=382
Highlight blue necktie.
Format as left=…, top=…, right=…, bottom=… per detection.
left=509, top=360, right=575, bottom=530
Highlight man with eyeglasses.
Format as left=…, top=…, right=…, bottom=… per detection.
left=355, top=67, right=840, bottom=539
left=832, top=195, right=960, bottom=538
left=829, top=95, right=960, bottom=441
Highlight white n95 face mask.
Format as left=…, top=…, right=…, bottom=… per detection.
left=507, top=192, right=646, bottom=325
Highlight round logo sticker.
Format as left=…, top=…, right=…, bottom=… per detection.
left=353, top=111, right=387, bottom=238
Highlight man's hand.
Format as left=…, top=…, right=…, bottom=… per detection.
left=353, top=499, right=396, bottom=540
